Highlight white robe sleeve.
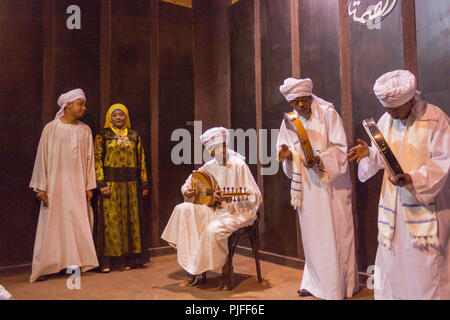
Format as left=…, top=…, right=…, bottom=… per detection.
left=30, top=125, right=49, bottom=192
left=85, top=127, right=97, bottom=191
left=408, top=115, right=450, bottom=205
left=319, top=108, right=350, bottom=182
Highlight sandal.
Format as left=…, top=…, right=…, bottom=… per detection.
left=101, top=267, right=111, bottom=273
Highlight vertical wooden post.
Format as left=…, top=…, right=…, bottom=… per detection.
left=254, top=0, right=265, bottom=249
left=100, top=0, right=112, bottom=125
left=42, top=0, right=56, bottom=126
left=150, top=0, right=161, bottom=247
left=401, top=0, right=419, bottom=87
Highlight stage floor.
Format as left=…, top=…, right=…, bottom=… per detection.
left=0, top=253, right=373, bottom=300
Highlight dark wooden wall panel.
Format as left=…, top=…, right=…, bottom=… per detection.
left=299, top=0, right=341, bottom=113
left=229, top=0, right=256, bottom=248
left=260, top=0, right=297, bottom=258
left=52, top=0, right=101, bottom=135
left=158, top=2, right=195, bottom=245
left=415, top=0, right=450, bottom=113
left=348, top=0, right=404, bottom=270
left=109, top=0, right=152, bottom=249
left=229, top=0, right=257, bottom=178
left=193, top=0, right=231, bottom=130
left=0, top=0, right=43, bottom=266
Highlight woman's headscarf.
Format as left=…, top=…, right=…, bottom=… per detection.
left=104, top=103, right=131, bottom=129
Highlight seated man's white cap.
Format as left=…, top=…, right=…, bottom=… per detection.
left=373, top=70, right=417, bottom=108
left=279, top=78, right=313, bottom=102
left=200, top=127, right=229, bottom=151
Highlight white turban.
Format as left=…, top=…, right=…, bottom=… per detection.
left=200, top=127, right=229, bottom=151
left=55, top=88, right=86, bottom=119
left=279, top=78, right=313, bottom=102
left=373, top=70, right=417, bottom=108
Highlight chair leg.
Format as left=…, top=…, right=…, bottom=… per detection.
left=250, top=235, right=262, bottom=283
left=227, top=237, right=233, bottom=291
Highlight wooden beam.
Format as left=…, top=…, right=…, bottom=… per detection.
left=150, top=0, right=160, bottom=247
left=42, top=0, right=56, bottom=126
left=100, top=0, right=112, bottom=125
left=290, top=0, right=300, bottom=78
left=401, top=0, right=419, bottom=87
left=254, top=0, right=265, bottom=249
left=338, top=0, right=353, bottom=145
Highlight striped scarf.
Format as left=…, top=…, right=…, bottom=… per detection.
left=377, top=114, right=439, bottom=250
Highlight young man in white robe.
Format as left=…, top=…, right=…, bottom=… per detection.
left=161, top=127, right=262, bottom=288
left=277, top=78, right=359, bottom=300
left=348, top=70, right=449, bottom=300
left=29, top=88, right=99, bottom=282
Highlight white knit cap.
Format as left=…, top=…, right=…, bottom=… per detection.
left=199, top=127, right=229, bottom=151
left=279, top=78, right=313, bottom=102
left=373, top=70, right=416, bottom=108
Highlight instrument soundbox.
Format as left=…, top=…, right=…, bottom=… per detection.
left=362, top=118, right=406, bottom=184
left=283, top=111, right=316, bottom=166
left=191, top=170, right=250, bottom=207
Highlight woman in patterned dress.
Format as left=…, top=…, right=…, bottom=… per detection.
left=94, top=104, right=150, bottom=273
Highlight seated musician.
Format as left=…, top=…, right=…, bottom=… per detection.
left=161, top=127, right=262, bottom=288
left=277, top=78, right=359, bottom=299
left=348, top=70, right=450, bottom=300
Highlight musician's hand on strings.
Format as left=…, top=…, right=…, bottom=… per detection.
left=184, top=188, right=196, bottom=198
left=388, top=173, right=412, bottom=187
left=347, top=139, right=370, bottom=163
left=278, top=144, right=292, bottom=162
left=214, top=190, right=223, bottom=204
left=36, top=190, right=49, bottom=207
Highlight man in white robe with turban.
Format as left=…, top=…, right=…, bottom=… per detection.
left=161, top=127, right=262, bottom=287
left=349, top=70, right=449, bottom=299
left=29, top=88, right=98, bottom=282
left=277, top=78, right=359, bottom=299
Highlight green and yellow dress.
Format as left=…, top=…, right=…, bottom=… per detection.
left=94, top=127, right=150, bottom=267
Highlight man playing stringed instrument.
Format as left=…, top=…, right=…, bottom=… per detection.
left=348, top=70, right=449, bottom=300
left=161, top=127, right=262, bottom=288
left=277, top=78, right=359, bottom=300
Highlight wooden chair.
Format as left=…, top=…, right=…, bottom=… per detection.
left=201, top=212, right=262, bottom=290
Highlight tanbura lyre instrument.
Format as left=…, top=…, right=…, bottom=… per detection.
left=283, top=111, right=315, bottom=166
left=191, top=170, right=250, bottom=207
left=362, top=118, right=406, bottom=184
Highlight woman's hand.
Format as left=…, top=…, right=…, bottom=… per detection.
left=142, top=189, right=149, bottom=197
left=36, top=190, right=49, bottom=207
left=100, top=186, right=112, bottom=198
